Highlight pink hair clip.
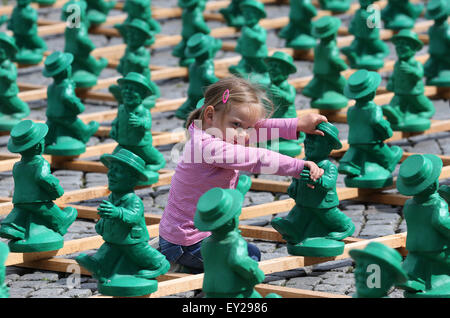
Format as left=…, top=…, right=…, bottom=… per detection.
left=223, top=89, right=230, bottom=104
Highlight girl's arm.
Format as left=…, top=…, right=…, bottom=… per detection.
left=252, top=117, right=300, bottom=142
left=202, top=136, right=305, bottom=177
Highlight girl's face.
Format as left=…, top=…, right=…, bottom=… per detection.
left=204, top=104, right=264, bottom=145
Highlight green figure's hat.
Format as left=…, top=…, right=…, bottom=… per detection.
left=194, top=188, right=243, bottom=231
left=100, top=148, right=149, bottom=182
left=0, top=32, right=18, bottom=55
left=117, top=72, right=154, bottom=97
left=312, top=16, right=341, bottom=39
left=397, top=154, right=442, bottom=196
left=344, top=69, right=381, bottom=99
left=8, top=120, right=48, bottom=153
left=125, top=18, right=152, bottom=38
left=426, top=0, right=448, bottom=20
left=316, top=122, right=342, bottom=150
left=43, top=51, right=74, bottom=77
left=265, top=51, right=297, bottom=75
left=185, top=33, right=216, bottom=58
left=349, top=242, right=408, bottom=283
left=392, top=29, right=423, bottom=51
left=240, top=0, right=267, bottom=19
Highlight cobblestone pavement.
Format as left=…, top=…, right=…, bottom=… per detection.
left=1, top=0, right=449, bottom=299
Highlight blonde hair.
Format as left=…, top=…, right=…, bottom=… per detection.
left=185, top=76, right=274, bottom=129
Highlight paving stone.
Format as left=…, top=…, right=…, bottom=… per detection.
left=9, top=280, right=50, bottom=290
left=248, top=191, right=275, bottom=205
left=311, top=259, right=354, bottom=272
left=270, top=269, right=307, bottom=279
left=359, top=224, right=396, bottom=238
left=63, top=289, right=93, bottom=298
left=8, top=288, right=34, bottom=298
left=285, top=276, right=322, bottom=289
left=240, top=215, right=272, bottom=227
left=314, top=283, right=350, bottom=295
left=21, top=272, right=59, bottom=282
left=253, top=242, right=277, bottom=253
left=29, top=288, right=66, bottom=298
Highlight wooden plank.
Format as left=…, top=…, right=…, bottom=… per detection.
left=255, top=284, right=351, bottom=298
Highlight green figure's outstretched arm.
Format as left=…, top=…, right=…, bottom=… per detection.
left=228, top=238, right=265, bottom=286
left=431, top=199, right=450, bottom=240
left=35, top=161, right=64, bottom=199
left=98, top=197, right=144, bottom=225
left=0, top=62, right=16, bottom=81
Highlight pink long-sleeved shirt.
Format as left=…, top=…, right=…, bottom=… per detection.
left=159, top=117, right=305, bottom=246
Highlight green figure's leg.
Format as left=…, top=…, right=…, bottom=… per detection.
left=408, top=94, right=436, bottom=119
left=172, top=38, right=187, bottom=58
left=338, top=146, right=362, bottom=177
left=0, top=206, right=27, bottom=240
left=27, top=202, right=77, bottom=236
left=119, top=242, right=170, bottom=278
left=176, top=94, right=203, bottom=120
left=0, top=95, right=30, bottom=119
left=314, top=207, right=355, bottom=241
left=363, top=143, right=402, bottom=173
left=272, top=205, right=308, bottom=244
left=132, top=145, right=166, bottom=171
left=302, top=77, right=320, bottom=98
left=59, top=117, right=99, bottom=143
left=424, top=57, right=439, bottom=80
left=28, top=34, right=47, bottom=51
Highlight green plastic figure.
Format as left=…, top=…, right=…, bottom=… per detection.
left=228, top=0, right=270, bottom=87
left=34, top=0, right=57, bottom=5
left=381, top=0, right=423, bottom=30
left=7, top=0, right=47, bottom=65
left=382, top=30, right=435, bottom=132
left=341, top=0, right=389, bottom=70
left=0, top=242, right=9, bottom=298
left=62, top=0, right=108, bottom=88
left=302, top=16, right=348, bottom=110
left=116, top=0, right=161, bottom=46
left=219, top=0, right=245, bottom=28
left=278, top=0, right=317, bottom=50
left=173, top=0, right=220, bottom=67
left=110, top=72, right=166, bottom=185
left=349, top=242, right=408, bottom=298
left=194, top=186, right=280, bottom=298
left=0, top=120, right=78, bottom=252
left=264, top=51, right=304, bottom=157
left=85, top=0, right=116, bottom=26
left=338, top=70, right=403, bottom=188
left=396, top=154, right=450, bottom=298
left=0, top=32, right=30, bottom=131
left=424, top=0, right=450, bottom=87
left=109, top=19, right=160, bottom=110
left=175, top=33, right=220, bottom=120
left=43, top=52, right=100, bottom=156
left=271, top=122, right=355, bottom=257
left=318, top=0, right=351, bottom=13
left=76, top=148, right=170, bottom=297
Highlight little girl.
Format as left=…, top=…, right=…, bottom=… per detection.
left=159, top=77, right=328, bottom=273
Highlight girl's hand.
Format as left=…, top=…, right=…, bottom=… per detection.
left=297, top=114, right=328, bottom=136
left=303, top=161, right=324, bottom=182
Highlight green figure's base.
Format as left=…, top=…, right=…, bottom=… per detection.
left=384, top=16, right=415, bottom=31
left=311, top=91, right=348, bottom=110
left=4, top=221, right=64, bottom=253
left=0, top=116, right=23, bottom=131
left=287, top=35, right=316, bottom=50
left=178, top=58, right=195, bottom=67
left=72, top=71, right=98, bottom=88
left=98, top=274, right=158, bottom=297
left=320, top=0, right=350, bottom=13
left=426, top=71, right=450, bottom=87
left=265, top=139, right=302, bottom=157
left=45, top=136, right=86, bottom=156
left=388, top=118, right=431, bottom=133
left=287, top=238, right=345, bottom=257
left=404, top=286, right=450, bottom=298
left=343, top=168, right=393, bottom=189
left=15, top=50, right=44, bottom=66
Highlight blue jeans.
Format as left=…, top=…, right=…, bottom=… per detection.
left=159, top=236, right=261, bottom=274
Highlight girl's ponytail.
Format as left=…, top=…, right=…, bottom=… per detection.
left=185, top=107, right=203, bottom=129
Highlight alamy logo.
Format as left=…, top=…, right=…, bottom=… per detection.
left=65, top=3, right=81, bottom=29
left=366, top=264, right=381, bottom=288
left=366, top=4, right=381, bottom=29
